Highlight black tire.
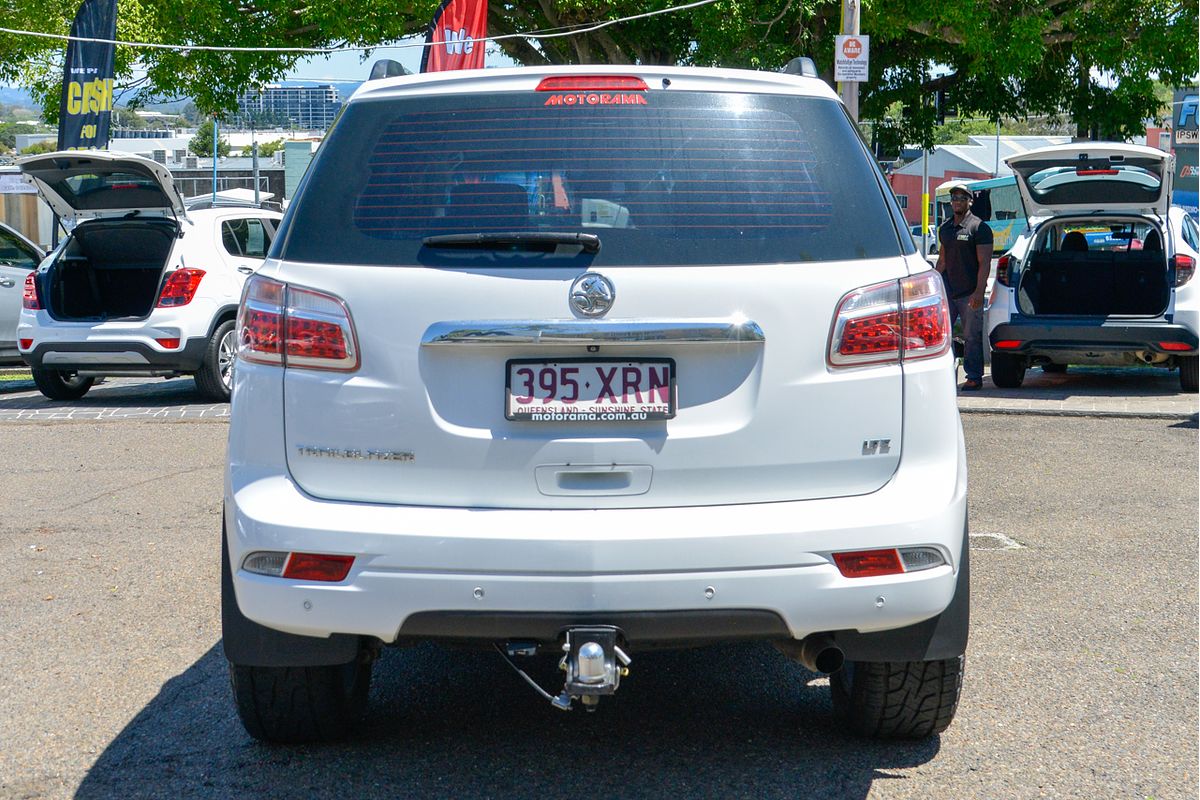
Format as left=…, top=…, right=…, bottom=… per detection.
left=1180, top=355, right=1198, bottom=393
left=31, top=368, right=95, bottom=400
left=989, top=351, right=1026, bottom=388
left=1041, top=363, right=1068, bottom=374
left=195, top=319, right=236, bottom=401
left=229, top=658, right=372, bottom=743
left=830, top=655, right=965, bottom=739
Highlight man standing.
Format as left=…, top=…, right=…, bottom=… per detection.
left=935, top=182, right=994, bottom=391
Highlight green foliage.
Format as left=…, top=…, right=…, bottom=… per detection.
left=20, top=139, right=57, bottom=154
left=188, top=118, right=231, bottom=158
left=241, top=137, right=284, bottom=157
left=0, top=0, right=1195, bottom=146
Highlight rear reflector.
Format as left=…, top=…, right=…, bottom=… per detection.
left=829, top=271, right=950, bottom=367
left=536, top=76, right=648, bottom=92
left=18, top=338, right=32, bottom=350
left=833, top=549, right=904, bottom=578
left=281, top=553, right=355, bottom=582
left=22, top=271, right=40, bottom=310
left=155, top=337, right=181, bottom=349
left=157, top=268, right=206, bottom=307
left=1159, top=341, right=1192, bottom=351
left=994, top=340, right=1022, bottom=350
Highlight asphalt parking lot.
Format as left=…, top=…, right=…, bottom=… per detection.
left=0, top=367, right=1196, bottom=799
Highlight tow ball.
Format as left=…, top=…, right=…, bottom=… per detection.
left=555, top=626, right=632, bottom=711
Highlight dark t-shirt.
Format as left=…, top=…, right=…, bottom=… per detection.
left=938, top=212, right=994, bottom=298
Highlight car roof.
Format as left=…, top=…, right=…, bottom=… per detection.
left=349, top=64, right=840, bottom=105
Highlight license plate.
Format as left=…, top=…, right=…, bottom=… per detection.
left=506, top=358, right=675, bottom=422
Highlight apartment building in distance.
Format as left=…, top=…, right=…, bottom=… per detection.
left=232, top=84, right=342, bottom=130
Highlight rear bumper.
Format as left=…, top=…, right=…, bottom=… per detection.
left=990, top=316, right=1198, bottom=355
left=20, top=337, right=208, bottom=372
left=224, top=435, right=968, bottom=652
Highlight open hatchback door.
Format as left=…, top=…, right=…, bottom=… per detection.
left=1006, top=143, right=1173, bottom=219
left=17, top=150, right=187, bottom=223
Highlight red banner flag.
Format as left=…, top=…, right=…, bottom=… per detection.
left=420, top=0, right=488, bottom=72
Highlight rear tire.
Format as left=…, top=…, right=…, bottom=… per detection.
left=830, top=655, right=965, bottom=739
left=229, top=658, right=372, bottom=743
left=31, top=368, right=95, bottom=401
left=989, top=351, right=1026, bottom=388
left=1180, top=355, right=1198, bottom=393
left=195, top=320, right=236, bottom=401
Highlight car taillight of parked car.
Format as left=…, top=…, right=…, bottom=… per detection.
left=237, top=274, right=359, bottom=371
left=995, top=254, right=1012, bottom=287
left=827, top=271, right=951, bottom=367
left=1173, top=254, right=1196, bottom=287
left=157, top=268, right=207, bottom=307
left=22, top=271, right=41, bottom=310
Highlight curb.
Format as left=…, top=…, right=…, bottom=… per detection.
left=958, top=405, right=1198, bottom=421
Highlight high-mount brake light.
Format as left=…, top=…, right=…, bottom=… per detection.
left=156, top=268, right=206, bottom=307
left=996, top=254, right=1012, bottom=287
left=1075, top=168, right=1119, bottom=176
left=1173, top=254, right=1195, bottom=287
left=281, top=553, right=355, bottom=582
left=535, top=76, right=648, bottom=92
left=236, top=274, right=359, bottom=371
left=828, top=271, right=950, bottom=367
left=22, top=271, right=41, bottom=310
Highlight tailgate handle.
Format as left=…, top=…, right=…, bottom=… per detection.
left=535, top=464, right=653, bottom=496
left=422, top=318, right=764, bottom=347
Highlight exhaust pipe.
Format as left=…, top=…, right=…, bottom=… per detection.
left=775, top=634, right=845, bottom=674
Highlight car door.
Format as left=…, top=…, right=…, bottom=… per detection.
left=0, top=224, right=44, bottom=359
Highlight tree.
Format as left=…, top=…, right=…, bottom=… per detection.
left=20, top=139, right=56, bottom=154
left=1, top=0, right=1195, bottom=145
left=241, top=137, right=284, bottom=158
left=188, top=118, right=230, bottom=158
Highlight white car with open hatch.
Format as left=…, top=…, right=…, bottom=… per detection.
left=223, top=63, right=970, bottom=742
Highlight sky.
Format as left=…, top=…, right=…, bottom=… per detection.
left=283, top=36, right=515, bottom=83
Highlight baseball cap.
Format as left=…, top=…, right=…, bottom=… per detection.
left=946, top=181, right=972, bottom=198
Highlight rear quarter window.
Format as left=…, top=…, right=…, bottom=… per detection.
left=277, top=89, right=904, bottom=267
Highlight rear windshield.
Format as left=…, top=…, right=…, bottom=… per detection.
left=37, top=169, right=170, bottom=212
left=277, top=89, right=904, bottom=266
left=1016, top=161, right=1163, bottom=208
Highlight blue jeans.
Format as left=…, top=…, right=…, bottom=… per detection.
left=948, top=295, right=984, bottom=383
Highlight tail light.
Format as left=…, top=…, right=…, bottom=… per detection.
left=237, top=274, right=359, bottom=371
left=828, top=271, right=950, bottom=367
left=833, top=547, right=946, bottom=578
left=157, top=268, right=206, bottom=307
left=22, top=271, right=41, bottom=310
left=535, top=76, right=648, bottom=91
left=1173, top=254, right=1195, bottom=287
left=995, top=254, right=1012, bottom=287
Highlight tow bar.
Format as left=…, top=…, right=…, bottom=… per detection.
left=497, top=626, right=632, bottom=712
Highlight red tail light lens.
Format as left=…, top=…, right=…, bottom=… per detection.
left=536, top=76, right=648, bottom=92
left=238, top=275, right=285, bottom=364
left=996, top=254, right=1012, bottom=287
left=1159, top=341, right=1192, bottom=352
left=829, top=271, right=950, bottom=367
left=22, top=271, right=41, bottom=310
left=281, top=553, right=355, bottom=582
left=157, top=268, right=206, bottom=307
left=236, top=274, right=359, bottom=371
left=1173, top=254, right=1195, bottom=287
left=994, top=340, right=1023, bottom=350
left=833, top=549, right=905, bottom=578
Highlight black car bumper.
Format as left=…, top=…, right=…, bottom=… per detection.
left=22, top=337, right=209, bottom=372
left=990, top=316, right=1198, bottom=356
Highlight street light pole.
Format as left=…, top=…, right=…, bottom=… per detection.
left=839, top=0, right=860, bottom=121
left=211, top=115, right=218, bottom=204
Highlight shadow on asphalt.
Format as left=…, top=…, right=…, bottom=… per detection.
left=979, top=365, right=1188, bottom=400
left=0, top=377, right=220, bottom=410
left=76, top=642, right=939, bottom=799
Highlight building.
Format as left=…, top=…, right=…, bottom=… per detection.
left=231, top=84, right=342, bottom=130
left=889, top=135, right=1071, bottom=226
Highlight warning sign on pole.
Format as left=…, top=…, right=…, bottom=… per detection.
left=834, top=34, right=869, bottom=82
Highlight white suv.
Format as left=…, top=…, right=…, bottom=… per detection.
left=985, top=143, right=1199, bottom=391
left=223, top=65, right=970, bottom=742
left=16, top=152, right=281, bottom=400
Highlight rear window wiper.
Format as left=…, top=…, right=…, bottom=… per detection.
left=422, top=232, right=600, bottom=254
